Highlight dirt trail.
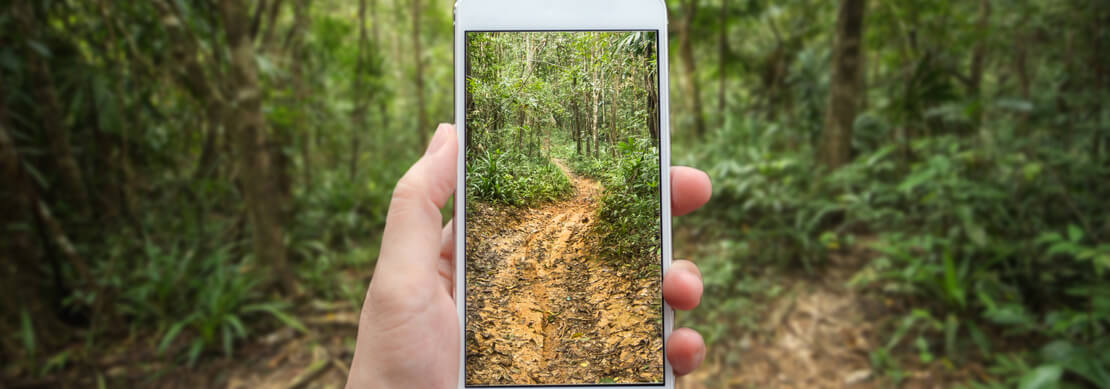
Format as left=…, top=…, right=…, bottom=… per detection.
left=465, top=159, right=663, bottom=385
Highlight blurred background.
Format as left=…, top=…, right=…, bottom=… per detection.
left=1, top=0, right=1108, bottom=387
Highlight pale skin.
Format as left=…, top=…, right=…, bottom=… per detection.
left=347, top=124, right=712, bottom=388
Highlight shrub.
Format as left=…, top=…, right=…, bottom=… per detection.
left=593, top=138, right=661, bottom=264
left=467, top=147, right=573, bottom=206
left=93, top=239, right=304, bottom=366
left=842, top=134, right=1110, bottom=385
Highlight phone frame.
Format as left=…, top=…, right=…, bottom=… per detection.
left=454, top=1, right=673, bottom=388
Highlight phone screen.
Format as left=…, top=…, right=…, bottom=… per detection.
left=463, top=31, right=664, bottom=386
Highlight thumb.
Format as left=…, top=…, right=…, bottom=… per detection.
left=374, top=124, right=458, bottom=279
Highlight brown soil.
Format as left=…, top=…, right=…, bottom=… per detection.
left=464, top=159, right=663, bottom=385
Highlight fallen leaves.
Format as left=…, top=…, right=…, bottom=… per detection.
left=464, top=163, right=663, bottom=385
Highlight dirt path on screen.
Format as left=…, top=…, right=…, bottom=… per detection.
left=464, top=159, right=663, bottom=385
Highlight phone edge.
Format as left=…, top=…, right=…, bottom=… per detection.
left=454, top=1, right=674, bottom=388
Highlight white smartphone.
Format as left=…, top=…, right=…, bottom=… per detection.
left=454, top=1, right=672, bottom=388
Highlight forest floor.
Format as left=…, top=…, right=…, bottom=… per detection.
left=675, top=234, right=985, bottom=389
left=463, top=158, right=664, bottom=385
left=15, top=169, right=978, bottom=389
left=21, top=237, right=980, bottom=389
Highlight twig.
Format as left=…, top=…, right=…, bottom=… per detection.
left=285, top=358, right=331, bottom=389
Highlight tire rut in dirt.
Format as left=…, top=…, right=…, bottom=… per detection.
left=465, top=159, right=662, bottom=385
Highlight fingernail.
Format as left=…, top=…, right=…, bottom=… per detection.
left=695, top=343, right=706, bottom=367
left=425, top=124, right=451, bottom=156
left=687, top=263, right=703, bottom=282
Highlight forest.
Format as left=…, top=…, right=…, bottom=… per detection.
left=1, top=0, right=1108, bottom=387
left=463, top=31, right=664, bottom=385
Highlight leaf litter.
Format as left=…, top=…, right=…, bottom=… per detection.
left=465, top=160, right=663, bottom=385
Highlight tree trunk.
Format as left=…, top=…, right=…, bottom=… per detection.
left=350, top=0, right=369, bottom=180
left=969, top=0, right=991, bottom=97
left=218, top=0, right=296, bottom=293
left=0, top=73, right=69, bottom=355
left=610, top=76, right=620, bottom=158
left=645, top=42, right=659, bottom=147
left=591, top=63, right=601, bottom=159
left=718, top=0, right=729, bottom=126
left=465, top=34, right=475, bottom=155
left=678, top=0, right=707, bottom=137
left=412, top=0, right=428, bottom=139
left=573, top=75, right=582, bottom=154
left=15, top=1, right=90, bottom=216
left=279, top=0, right=307, bottom=232
left=968, top=0, right=991, bottom=130
left=818, top=0, right=867, bottom=169
left=258, top=0, right=286, bottom=47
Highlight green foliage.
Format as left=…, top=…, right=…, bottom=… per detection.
left=591, top=138, right=661, bottom=263
left=691, top=97, right=1110, bottom=385
left=467, top=147, right=573, bottom=206
left=95, top=240, right=302, bottom=366
left=696, top=120, right=845, bottom=272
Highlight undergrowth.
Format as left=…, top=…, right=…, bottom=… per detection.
left=570, top=138, right=661, bottom=265
left=684, top=115, right=1110, bottom=387
left=467, top=146, right=573, bottom=206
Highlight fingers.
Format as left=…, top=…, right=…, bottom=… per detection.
left=671, top=166, right=711, bottom=217
left=663, top=259, right=703, bottom=311
left=663, top=259, right=706, bottom=375
left=374, top=124, right=458, bottom=280
left=437, top=219, right=455, bottom=295
left=439, top=218, right=455, bottom=261
left=667, top=327, right=706, bottom=376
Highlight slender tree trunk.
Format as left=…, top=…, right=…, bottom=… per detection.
left=969, top=0, right=991, bottom=96
left=219, top=0, right=295, bottom=293
left=678, top=0, right=707, bottom=137
left=645, top=43, right=659, bottom=147
left=573, top=75, right=582, bottom=154
left=350, top=0, right=369, bottom=180
left=968, top=0, right=991, bottom=131
left=524, top=35, right=534, bottom=156
left=279, top=0, right=308, bottom=231
left=610, top=76, right=620, bottom=158
left=412, top=0, right=428, bottom=139
left=259, top=0, right=286, bottom=47
left=818, top=0, right=867, bottom=169
left=592, top=61, right=601, bottom=159
left=718, top=0, right=729, bottom=126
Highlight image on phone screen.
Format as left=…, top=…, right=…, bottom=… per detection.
left=463, top=30, right=663, bottom=386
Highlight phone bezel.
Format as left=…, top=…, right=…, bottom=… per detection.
left=454, top=1, right=673, bottom=388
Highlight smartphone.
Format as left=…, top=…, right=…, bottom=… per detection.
left=454, top=1, right=672, bottom=388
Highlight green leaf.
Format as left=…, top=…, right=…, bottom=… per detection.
left=1022, top=163, right=1043, bottom=181
left=222, top=323, right=234, bottom=357
left=1040, top=340, right=1076, bottom=363
left=26, top=40, right=51, bottom=57
left=967, top=322, right=992, bottom=357
left=943, top=254, right=965, bottom=308
left=1067, top=225, right=1083, bottom=243
left=1018, top=365, right=1062, bottom=389
left=985, top=304, right=1034, bottom=327
left=225, top=315, right=248, bottom=338
left=944, top=314, right=959, bottom=360
left=1036, top=232, right=1063, bottom=245
left=19, top=310, right=36, bottom=358
left=158, top=315, right=194, bottom=353
left=244, top=303, right=308, bottom=334
left=186, top=339, right=205, bottom=367
left=41, top=349, right=71, bottom=375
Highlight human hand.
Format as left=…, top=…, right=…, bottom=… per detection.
left=346, top=124, right=712, bottom=388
